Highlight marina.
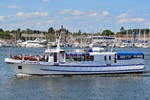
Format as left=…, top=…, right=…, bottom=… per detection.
left=5, top=30, right=145, bottom=75
left=1, top=26, right=150, bottom=99
left=1, top=0, right=150, bottom=99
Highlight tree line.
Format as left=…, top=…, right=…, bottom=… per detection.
left=117, top=26, right=150, bottom=35
left=4, top=26, right=147, bottom=40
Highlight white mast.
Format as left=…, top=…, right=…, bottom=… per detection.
left=126, top=29, right=128, bottom=42
left=149, top=28, right=150, bottom=42
left=144, top=29, right=146, bottom=46
left=111, top=32, right=116, bottom=52
left=139, top=29, right=141, bottom=42
left=56, top=26, right=63, bottom=51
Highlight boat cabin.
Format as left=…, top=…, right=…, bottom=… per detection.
left=45, top=49, right=66, bottom=64
left=9, top=48, right=144, bottom=67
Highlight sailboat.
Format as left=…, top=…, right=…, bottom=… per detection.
left=142, top=30, right=149, bottom=48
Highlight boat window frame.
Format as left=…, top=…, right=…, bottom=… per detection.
left=65, top=53, right=94, bottom=62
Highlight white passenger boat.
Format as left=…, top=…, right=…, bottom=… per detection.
left=5, top=30, right=145, bottom=75
left=5, top=46, right=144, bottom=75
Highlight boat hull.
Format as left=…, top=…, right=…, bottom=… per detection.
left=8, top=63, right=144, bottom=75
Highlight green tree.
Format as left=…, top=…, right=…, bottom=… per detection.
left=73, top=30, right=82, bottom=36
left=26, top=28, right=32, bottom=34
left=120, top=26, right=125, bottom=33
left=0, top=31, right=13, bottom=39
left=101, top=30, right=114, bottom=36
left=48, top=27, right=55, bottom=34
left=26, top=28, right=32, bottom=40
left=16, top=28, right=22, bottom=40
left=78, top=30, right=81, bottom=35
left=0, top=28, right=4, bottom=32
left=45, top=33, right=56, bottom=42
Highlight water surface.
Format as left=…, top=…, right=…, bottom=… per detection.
left=0, top=47, right=150, bottom=100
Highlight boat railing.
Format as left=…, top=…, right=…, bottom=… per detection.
left=9, top=54, right=49, bottom=62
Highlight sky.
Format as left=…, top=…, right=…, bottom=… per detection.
left=0, top=0, right=150, bottom=33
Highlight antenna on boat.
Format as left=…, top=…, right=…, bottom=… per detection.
left=110, top=41, right=116, bottom=52
left=56, top=25, right=63, bottom=51
left=110, top=32, right=116, bottom=52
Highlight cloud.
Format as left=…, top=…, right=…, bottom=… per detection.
left=16, top=12, right=48, bottom=17
left=118, top=17, right=145, bottom=23
left=16, top=12, right=24, bottom=16
left=59, top=9, right=72, bottom=14
left=36, top=22, right=42, bottom=25
left=131, top=18, right=145, bottom=22
left=144, top=22, right=150, bottom=27
left=64, top=16, right=81, bottom=21
left=40, top=12, right=48, bottom=16
left=118, top=19, right=128, bottom=23
left=59, top=9, right=84, bottom=16
left=8, top=5, right=20, bottom=9
left=117, top=13, right=128, bottom=18
left=102, top=11, right=109, bottom=16
left=42, top=0, right=50, bottom=2
left=31, top=12, right=39, bottom=15
left=89, top=12, right=98, bottom=16
left=47, top=19, right=55, bottom=24
left=72, top=10, right=84, bottom=15
left=0, top=16, right=4, bottom=21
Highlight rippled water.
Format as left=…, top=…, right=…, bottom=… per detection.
left=0, top=47, right=150, bottom=100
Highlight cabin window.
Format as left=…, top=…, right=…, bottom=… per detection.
left=81, top=54, right=85, bottom=61
left=45, top=55, right=48, bottom=62
left=109, top=56, right=111, bottom=60
left=119, top=56, right=126, bottom=59
left=66, top=53, right=94, bottom=62
left=135, top=55, right=143, bottom=58
left=126, top=55, right=132, bottom=59
left=49, top=53, right=54, bottom=56
left=54, top=53, right=57, bottom=62
left=114, top=58, right=117, bottom=63
left=117, top=54, right=144, bottom=60
left=104, top=56, right=106, bottom=61
left=114, top=54, right=117, bottom=63
left=18, top=66, right=22, bottom=70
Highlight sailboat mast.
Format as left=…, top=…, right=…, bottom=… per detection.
left=126, top=30, right=128, bottom=42
left=139, top=29, right=141, bottom=42
left=144, top=30, right=146, bottom=44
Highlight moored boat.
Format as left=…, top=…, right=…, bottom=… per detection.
left=17, top=38, right=47, bottom=48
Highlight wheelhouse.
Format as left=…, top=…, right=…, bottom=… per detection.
left=45, top=49, right=66, bottom=63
